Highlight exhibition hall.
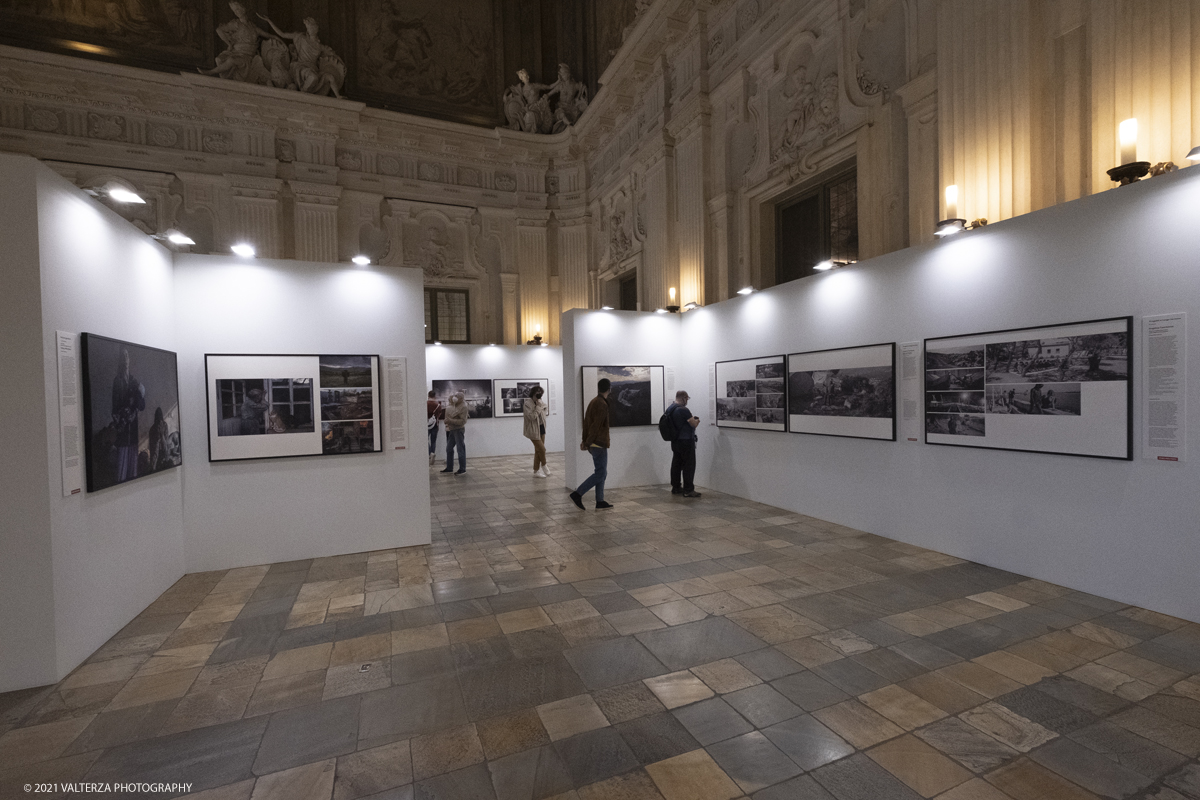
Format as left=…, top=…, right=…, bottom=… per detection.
left=1, top=1, right=1199, bottom=798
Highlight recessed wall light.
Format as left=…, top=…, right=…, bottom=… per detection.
left=601, top=306, right=614, bottom=310
left=231, top=243, right=256, bottom=257
left=655, top=308, right=668, bottom=314
left=166, top=230, right=195, bottom=246
left=108, top=187, right=145, bottom=204
left=351, top=255, right=371, bottom=266
left=737, top=287, right=754, bottom=296
left=814, top=260, right=835, bottom=271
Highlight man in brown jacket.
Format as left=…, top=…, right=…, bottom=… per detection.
left=570, top=378, right=613, bottom=510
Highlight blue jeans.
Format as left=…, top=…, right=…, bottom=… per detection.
left=428, top=423, right=439, bottom=455
left=445, top=428, right=465, bottom=471
left=575, top=446, right=607, bottom=502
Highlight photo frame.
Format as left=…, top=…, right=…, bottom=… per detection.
left=924, top=317, right=1132, bottom=460
left=206, top=354, right=382, bottom=462
left=786, top=343, right=896, bottom=441
left=580, top=366, right=666, bottom=427
left=431, top=380, right=494, bottom=419
left=81, top=333, right=183, bottom=492
left=714, top=355, right=787, bottom=431
left=493, top=379, right=550, bottom=417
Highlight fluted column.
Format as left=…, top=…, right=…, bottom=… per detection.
left=897, top=70, right=939, bottom=247
left=289, top=181, right=341, bottom=263
left=673, top=114, right=708, bottom=308
left=226, top=175, right=282, bottom=258
left=557, top=212, right=591, bottom=312
left=500, top=273, right=520, bottom=345
left=515, top=211, right=550, bottom=344
left=641, top=142, right=675, bottom=311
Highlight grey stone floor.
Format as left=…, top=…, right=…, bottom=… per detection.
left=2, top=452, right=1200, bottom=800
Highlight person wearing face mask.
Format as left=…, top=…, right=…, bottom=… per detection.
left=523, top=385, right=550, bottom=478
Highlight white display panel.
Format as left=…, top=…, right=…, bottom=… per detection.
left=924, top=317, right=1131, bottom=459
left=580, top=365, right=666, bottom=427
left=493, top=378, right=550, bottom=417
left=714, top=355, right=787, bottom=431
left=787, top=343, right=896, bottom=441
left=206, top=354, right=382, bottom=461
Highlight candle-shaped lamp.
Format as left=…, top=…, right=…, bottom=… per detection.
left=669, top=287, right=676, bottom=303
left=1119, top=118, right=1138, bottom=165
left=945, top=185, right=958, bottom=220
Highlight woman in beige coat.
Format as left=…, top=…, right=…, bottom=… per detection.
left=522, top=385, right=549, bottom=478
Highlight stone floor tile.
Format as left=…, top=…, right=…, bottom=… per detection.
left=971, top=651, right=1056, bottom=686
left=865, top=733, right=973, bottom=798
left=413, top=762, right=497, bottom=800
left=333, top=739, right=412, bottom=800
left=476, top=708, right=551, bottom=761
left=1164, top=763, right=1200, bottom=799
left=809, top=752, right=924, bottom=800
left=985, top=757, right=1101, bottom=800
left=487, top=744, right=573, bottom=800
left=774, top=637, right=843, bottom=669
left=323, top=659, right=390, bottom=700
left=1028, top=737, right=1152, bottom=798
left=254, top=696, right=360, bottom=775
left=250, top=758, right=336, bottom=800
left=410, top=723, right=485, bottom=780
left=391, top=624, right=450, bottom=655
left=0, top=715, right=94, bottom=766
left=636, top=618, right=766, bottom=671
left=690, top=659, right=762, bottom=695
left=615, top=712, right=700, bottom=766
left=553, top=727, right=640, bottom=787
left=959, top=701, right=1058, bottom=753
left=1068, top=721, right=1189, bottom=780
left=671, top=698, right=754, bottom=746
left=187, top=779, right=256, bottom=800
left=812, top=699, right=904, bottom=750
left=936, top=662, right=1022, bottom=700
left=761, top=714, right=854, bottom=772
left=706, top=730, right=802, bottom=794
left=575, top=768, right=665, bottom=800
left=722, top=684, right=801, bottom=728
left=912, top=716, right=1018, bottom=774
left=159, top=682, right=255, bottom=735
left=564, top=637, right=668, bottom=690
left=649, top=599, right=709, bottom=626
left=537, top=694, right=610, bottom=740
left=262, top=643, right=333, bottom=680
left=106, top=667, right=201, bottom=711
left=899, top=672, right=987, bottom=715
left=995, top=685, right=1099, bottom=735
left=643, top=671, right=715, bottom=710
left=357, top=678, right=468, bottom=745
left=932, top=778, right=1012, bottom=800
left=593, top=683, right=667, bottom=725
left=497, top=606, right=554, bottom=635
left=858, top=684, right=946, bottom=731
left=643, top=749, right=743, bottom=800
left=245, top=670, right=327, bottom=717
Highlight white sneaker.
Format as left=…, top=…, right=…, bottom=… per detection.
left=533, top=470, right=547, bottom=478
left=540, top=466, right=551, bottom=478
left=429, top=453, right=435, bottom=465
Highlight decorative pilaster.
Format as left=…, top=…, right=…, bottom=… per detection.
left=897, top=70, right=939, bottom=247
left=289, top=180, right=341, bottom=263
left=499, top=273, right=520, bottom=345
left=641, top=142, right=675, bottom=311
left=515, top=211, right=551, bottom=344
left=556, top=212, right=591, bottom=312
left=672, top=112, right=709, bottom=307
left=226, top=174, right=283, bottom=258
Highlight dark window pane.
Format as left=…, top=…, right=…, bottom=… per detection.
left=619, top=272, right=638, bottom=311
left=424, top=290, right=433, bottom=342
left=778, top=193, right=823, bottom=283
left=828, top=173, right=859, bottom=264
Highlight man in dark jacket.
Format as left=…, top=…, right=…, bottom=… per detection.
left=571, top=378, right=613, bottom=510
left=666, top=390, right=701, bottom=498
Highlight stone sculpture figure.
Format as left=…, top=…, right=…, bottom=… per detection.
left=258, top=14, right=346, bottom=98
left=503, top=66, right=589, bottom=135
left=199, top=1, right=273, bottom=83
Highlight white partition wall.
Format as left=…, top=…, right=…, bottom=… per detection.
left=561, top=310, right=683, bottom=493
left=425, top=344, right=565, bottom=458
left=175, top=255, right=431, bottom=572
left=676, top=167, right=1200, bottom=623
left=0, top=155, right=185, bottom=691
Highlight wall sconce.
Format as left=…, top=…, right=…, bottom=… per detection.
left=526, top=324, right=544, bottom=345
left=737, top=286, right=754, bottom=295
left=1108, top=118, right=1150, bottom=185
left=666, top=287, right=680, bottom=313
left=936, top=185, right=966, bottom=236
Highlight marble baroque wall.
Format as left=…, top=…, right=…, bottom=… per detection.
left=1, top=0, right=1197, bottom=344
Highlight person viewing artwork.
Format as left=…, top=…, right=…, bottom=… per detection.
left=571, top=378, right=613, bottom=510
left=523, top=385, right=550, bottom=478
left=664, top=390, right=701, bottom=498
left=427, top=390, right=444, bottom=465
left=441, top=391, right=469, bottom=475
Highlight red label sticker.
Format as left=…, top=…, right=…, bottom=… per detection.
left=1157, top=456, right=1179, bottom=461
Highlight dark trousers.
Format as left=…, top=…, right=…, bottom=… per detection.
left=671, top=440, right=696, bottom=492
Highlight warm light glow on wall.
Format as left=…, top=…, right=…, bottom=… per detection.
left=944, top=185, right=959, bottom=220
left=668, top=287, right=676, bottom=302
left=1119, top=118, right=1138, bottom=164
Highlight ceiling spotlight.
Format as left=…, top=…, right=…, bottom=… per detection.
left=107, top=186, right=146, bottom=204
left=737, top=287, right=754, bottom=296
left=351, top=255, right=371, bottom=266
left=935, top=219, right=966, bottom=237
left=814, top=260, right=835, bottom=271
left=1188, top=145, right=1200, bottom=162
left=230, top=243, right=256, bottom=257
left=655, top=308, right=668, bottom=314
left=166, top=230, right=195, bottom=246
left=600, top=306, right=614, bottom=310
left=434, top=341, right=442, bottom=346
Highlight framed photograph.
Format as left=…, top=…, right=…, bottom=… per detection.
left=431, top=380, right=494, bottom=419
left=580, top=366, right=666, bottom=427
left=80, top=333, right=182, bottom=492
left=206, top=354, right=382, bottom=462
left=787, top=343, right=896, bottom=441
left=714, top=356, right=787, bottom=431
left=493, top=379, right=550, bottom=417
left=924, top=316, right=1132, bottom=459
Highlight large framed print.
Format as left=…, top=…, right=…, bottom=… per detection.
left=580, top=366, right=666, bottom=427
left=924, top=316, right=1132, bottom=460
left=714, top=356, right=787, bottom=431
left=431, top=380, right=494, bottom=419
left=493, top=379, right=549, bottom=417
left=787, top=343, right=896, bottom=441
left=206, top=354, right=382, bottom=462
left=81, top=333, right=183, bottom=492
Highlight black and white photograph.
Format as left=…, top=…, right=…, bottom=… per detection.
left=986, top=383, right=1081, bottom=415
left=716, top=397, right=756, bottom=422
left=580, top=365, right=666, bottom=428
left=81, top=333, right=182, bottom=492
left=323, top=421, right=376, bottom=454
left=925, top=390, right=985, bottom=413
left=206, top=354, right=381, bottom=461
left=924, top=317, right=1132, bottom=459
left=321, top=388, right=374, bottom=422
left=432, top=379, right=493, bottom=419
left=320, top=355, right=373, bottom=388
left=786, top=344, right=896, bottom=440
left=985, top=333, right=1129, bottom=384
left=492, top=378, right=550, bottom=418
left=924, top=367, right=985, bottom=391
left=926, top=413, right=986, bottom=437
left=217, top=379, right=315, bottom=435
left=714, top=355, right=788, bottom=432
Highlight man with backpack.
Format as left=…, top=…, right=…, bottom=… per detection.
left=662, top=390, right=701, bottom=498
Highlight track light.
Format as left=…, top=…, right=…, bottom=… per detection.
left=107, top=186, right=145, bottom=204
left=351, top=255, right=371, bottom=266
left=166, top=230, right=195, bottom=246
left=814, top=260, right=834, bottom=271
left=1188, top=146, right=1200, bottom=162
left=655, top=308, right=668, bottom=314
left=601, top=306, right=614, bottom=310
left=737, top=287, right=754, bottom=296
left=231, top=243, right=255, bottom=257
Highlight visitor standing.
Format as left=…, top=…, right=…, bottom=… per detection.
left=523, top=385, right=550, bottom=478
left=426, top=390, right=444, bottom=465
left=570, top=379, right=612, bottom=510
left=665, top=390, right=701, bottom=498
left=442, top=391, right=468, bottom=475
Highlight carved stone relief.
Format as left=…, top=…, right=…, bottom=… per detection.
left=850, top=0, right=907, bottom=102
left=769, top=39, right=841, bottom=178
left=384, top=202, right=483, bottom=282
